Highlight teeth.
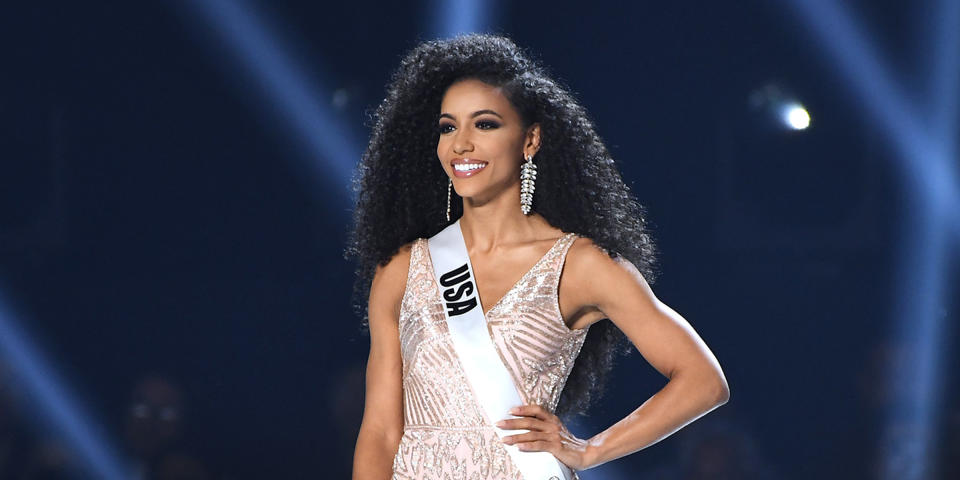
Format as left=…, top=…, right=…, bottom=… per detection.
left=454, top=163, right=486, bottom=172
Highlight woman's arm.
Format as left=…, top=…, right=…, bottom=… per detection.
left=572, top=239, right=729, bottom=468
left=499, top=238, right=729, bottom=470
left=352, top=246, right=409, bottom=480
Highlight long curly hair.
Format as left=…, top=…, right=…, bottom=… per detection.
left=345, top=33, right=659, bottom=419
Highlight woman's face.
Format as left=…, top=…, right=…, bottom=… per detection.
left=437, top=78, right=538, bottom=202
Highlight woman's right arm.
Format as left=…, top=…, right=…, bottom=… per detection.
left=352, top=245, right=410, bottom=480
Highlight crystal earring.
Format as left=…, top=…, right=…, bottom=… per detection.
left=446, top=177, right=452, bottom=222
left=520, top=154, right=537, bottom=215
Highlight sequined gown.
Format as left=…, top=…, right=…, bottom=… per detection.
left=391, top=232, right=590, bottom=480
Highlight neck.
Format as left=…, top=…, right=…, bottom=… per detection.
left=457, top=183, right=543, bottom=252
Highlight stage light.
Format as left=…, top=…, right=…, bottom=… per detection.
left=783, top=1, right=960, bottom=478
left=0, top=291, right=128, bottom=480
left=781, top=103, right=810, bottom=130
left=748, top=84, right=811, bottom=131
left=178, top=0, right=363, bottom=209
left=429, top=0, right=499, bottom=38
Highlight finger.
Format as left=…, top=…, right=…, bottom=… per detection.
left=502, top=431, right=548, bottom=445
left=510, top=404, right=558, bottom=423
left=516, top=439, right=556, bottom=454
left=504, top=430, right=563, bottom=445
left=495, top=417, right=555, bottom=432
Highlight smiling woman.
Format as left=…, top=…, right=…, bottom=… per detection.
left=437, top=79, right=535, bottom=205
left=347, top=33, right=729, bottom=480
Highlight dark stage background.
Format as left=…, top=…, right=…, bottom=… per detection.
left=1, top=1, right=958, bottom=479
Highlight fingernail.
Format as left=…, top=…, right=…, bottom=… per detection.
left=495, top=420, right=505, bottom=427
left=508, top=407, right=518, bottom=414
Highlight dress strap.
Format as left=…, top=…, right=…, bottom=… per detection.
left=552, top=233, right=579, bottom=270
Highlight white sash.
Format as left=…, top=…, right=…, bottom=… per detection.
left=428, top=219, right=574, bottom=480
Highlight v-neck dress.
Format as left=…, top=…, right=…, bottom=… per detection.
left=391, top=232, right=590, bottom=480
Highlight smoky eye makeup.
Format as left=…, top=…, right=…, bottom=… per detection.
left=437, top=119, right=501, bottom=134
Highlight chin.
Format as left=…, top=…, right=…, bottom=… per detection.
left=452, top=184, right=486, bottom=199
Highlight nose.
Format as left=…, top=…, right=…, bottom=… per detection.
left=452, top=129, right=474, bottom=155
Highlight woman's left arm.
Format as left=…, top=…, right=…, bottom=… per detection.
left=498, top=239, right=730, bottom=471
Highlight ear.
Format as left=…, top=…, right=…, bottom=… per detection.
left=523, top=123, right=541, bottom=158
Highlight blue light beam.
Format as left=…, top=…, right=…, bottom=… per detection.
left=0, top=291, right=128, bottom=480
left=430, top=0, right=499, bottom=39
left=180, top=0, right=363, bottom=208
left=782, top=1, right=960, bottom=479
left=929, top=0, right=960, bottom=156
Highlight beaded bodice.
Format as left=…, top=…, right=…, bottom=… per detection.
left=391, top=233, right=589, bottom=479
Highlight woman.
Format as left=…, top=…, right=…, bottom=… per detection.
left=348, top=33, right=729, bottom=479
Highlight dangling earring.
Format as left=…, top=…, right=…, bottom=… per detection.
left=446, top=177, right=452, bottom=222
left=520, top=154, right=537, bottom=215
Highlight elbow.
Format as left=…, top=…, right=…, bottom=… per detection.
left=677, top=366, right=729, bottom=408
left=712, top=376, right=730, bottom=406
left=680, top=369, right=729, bottom=409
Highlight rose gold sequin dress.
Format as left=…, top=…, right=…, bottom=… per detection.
left=391, top=233, right=590, bottom=480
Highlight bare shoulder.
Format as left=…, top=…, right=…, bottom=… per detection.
left=564, top=235, right=628, bottom=282
left=369, top=239, right=417, bottom=320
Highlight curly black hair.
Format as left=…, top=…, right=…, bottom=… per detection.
left=344, top=33, right=659, bottom=419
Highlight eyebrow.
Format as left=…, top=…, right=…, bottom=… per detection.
left=438, top=109, right=504, bottom=121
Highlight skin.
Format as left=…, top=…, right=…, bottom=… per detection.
left=352, top=78, right=729, bottom=478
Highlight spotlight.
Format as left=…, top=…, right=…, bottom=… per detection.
left=748, top=83, right=811, bottom=131
left=781, top=1, right=960, bottom=477
left=781, top=103, right=811, bottom=130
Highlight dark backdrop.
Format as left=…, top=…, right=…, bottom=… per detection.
left=1, top=1, right=957, bottom=479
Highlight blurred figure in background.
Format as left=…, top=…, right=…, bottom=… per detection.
left=671, top=417, right=780, bottom=480
left=644, top=415, right=780, bottom=480
left=123, top=375, right=208, bottom=480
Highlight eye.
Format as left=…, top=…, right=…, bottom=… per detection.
left=476, top=120, right=499, bottom=130
left=438, top=123, right=455, bottom=134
